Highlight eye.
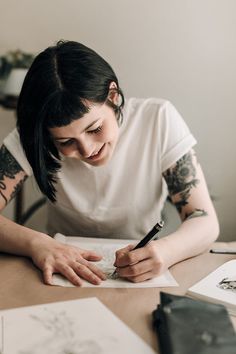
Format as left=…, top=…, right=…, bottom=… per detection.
left=87, top=125, right=102, bottom=134
left=59, top=139, right=75, bottom=147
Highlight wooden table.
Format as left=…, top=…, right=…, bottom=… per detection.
left=0, top=242, right=236, bottom=352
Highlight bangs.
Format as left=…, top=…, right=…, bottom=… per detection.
left=44, top=91, right=90, bottom=128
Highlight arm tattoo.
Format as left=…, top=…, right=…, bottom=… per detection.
left=0, top=145, right=25, bottom=205
left=10, top=175, right=27, bottom=200
left=0, top=190, right=7, bottom=204
left=163, top=152, right=199, bottom=214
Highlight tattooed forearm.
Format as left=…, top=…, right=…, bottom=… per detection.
left=10, top=175, right=27, bottom=200
left=163, top=152, right=199, bottom=214
left=184, top=208, right=208, bottom=221
left=0, top=145, right=24, bottom=179
left=0, top=145, right=25, bottom=205
left=0, top=180, right=7, bottom=205
left=0, top=190, right=7, bottom=204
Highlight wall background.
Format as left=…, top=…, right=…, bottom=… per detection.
left=0, top=0, right=236, bottom=240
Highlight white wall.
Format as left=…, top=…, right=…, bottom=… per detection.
left=0, top=0, right=236, bottom=240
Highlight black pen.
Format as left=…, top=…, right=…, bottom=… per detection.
left=133, top=220, right=164, bottom=250
left=210, top=249, right=236, bottom=255
left=111, top=220, right=164, bottom=278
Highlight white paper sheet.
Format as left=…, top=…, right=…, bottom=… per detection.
left=0, top=297, right=156, bottom=354
left=53, top=234, right=178, bottom=288
left=188, top=259, right=236, bottom=315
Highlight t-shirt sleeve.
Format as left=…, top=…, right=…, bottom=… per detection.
left=3, top=128, right=33, bottom=176
left=159, top=101, right=197, bottom=172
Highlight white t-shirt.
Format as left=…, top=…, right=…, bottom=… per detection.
left=3, top=98, right=196, bottom=239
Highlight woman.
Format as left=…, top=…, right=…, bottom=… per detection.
left=0, top=40, right=219, bottom=286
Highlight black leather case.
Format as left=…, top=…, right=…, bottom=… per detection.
left=152, top=292, right=236, bottom=354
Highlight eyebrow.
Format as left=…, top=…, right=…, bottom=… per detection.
left=53, top=119, right=101, bottom=140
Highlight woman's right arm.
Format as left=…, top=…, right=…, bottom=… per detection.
left=0, top=144, right=106, bottom=285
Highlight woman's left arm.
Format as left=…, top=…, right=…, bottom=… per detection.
left=160, top=148, right=219, bottom=265
left=115, top=149, right=219, bottom=282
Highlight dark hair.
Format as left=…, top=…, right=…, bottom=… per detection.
left=17, top=40, right=124, bottom=202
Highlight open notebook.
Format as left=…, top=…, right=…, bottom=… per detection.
left=0, top=297, right=155, bottom=354
left=187, top=260, right=236, bottom=316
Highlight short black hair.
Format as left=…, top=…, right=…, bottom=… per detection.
left=17, top=40, right=124, bottom=202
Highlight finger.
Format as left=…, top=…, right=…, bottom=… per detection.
left=86, top=261, right=107, bottom=280
left=76, top=257, right=106, bottom=280
left=117, top=258, right=153, bottom=277
left=114, top=244, right=135, bottom=266
left=115, top=244, right=135, bottom=255
left=126, top=270, right=155, bottom=283
left=43, top=265, right=54, bottom=285
left=80, top=250, right=103, bottom=262
left=73, top=262, right=102, bottom=285
left=115, top=246, right=149, bottom=267
left=56, top=263, right=83, bottom=286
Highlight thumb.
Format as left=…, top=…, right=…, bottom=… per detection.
left=116, top=244, right=135, bottom=256
left=114, top=244, right=135, bottom=266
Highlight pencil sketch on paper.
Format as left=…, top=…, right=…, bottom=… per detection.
left=0, top=298, right=156, bottom=354
left=217, top=277, right=236, bottom=293
left=53, top=235, right=179, bottom=288
left=86, top=243, right=118, bottom=277
left=16, top=307, right=117, bottom=354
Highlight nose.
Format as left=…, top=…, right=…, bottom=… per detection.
left=76, top=138, right=94, bottom=158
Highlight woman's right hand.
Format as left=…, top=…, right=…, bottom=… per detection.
left=30, top=234, right=107, bottom=286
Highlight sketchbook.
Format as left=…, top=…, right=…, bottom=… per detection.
left=53, top=234, right=178, bottom=288
left=187, top=260, right=236, bottom=316
left=0, top=297, right=155, bottom=354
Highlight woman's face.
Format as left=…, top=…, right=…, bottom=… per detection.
left=49, top=102, right=119, bottom=167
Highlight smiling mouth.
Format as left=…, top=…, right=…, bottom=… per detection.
left=87, top=144, right=105, bottom=160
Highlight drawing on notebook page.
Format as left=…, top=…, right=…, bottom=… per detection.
left=0, top=298, right=156, bottom=354
left=86, top=243, right=117, bottom=277
left=52, top=234, right=178, bottom=288
left=218, top=277, right=236, bottom=292
left=16, top=308, right=114, bottom=354
left=187, top=260, right=236, bottom=316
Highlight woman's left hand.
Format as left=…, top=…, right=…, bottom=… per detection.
left=114, top=240, right=171, bottom=282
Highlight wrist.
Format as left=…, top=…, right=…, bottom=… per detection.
left=27, top=231, right=53, bottom=257
left=154, top=236, right=178, bottom=268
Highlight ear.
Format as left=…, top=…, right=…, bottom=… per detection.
left=108, top=81, right=118, bottom=103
